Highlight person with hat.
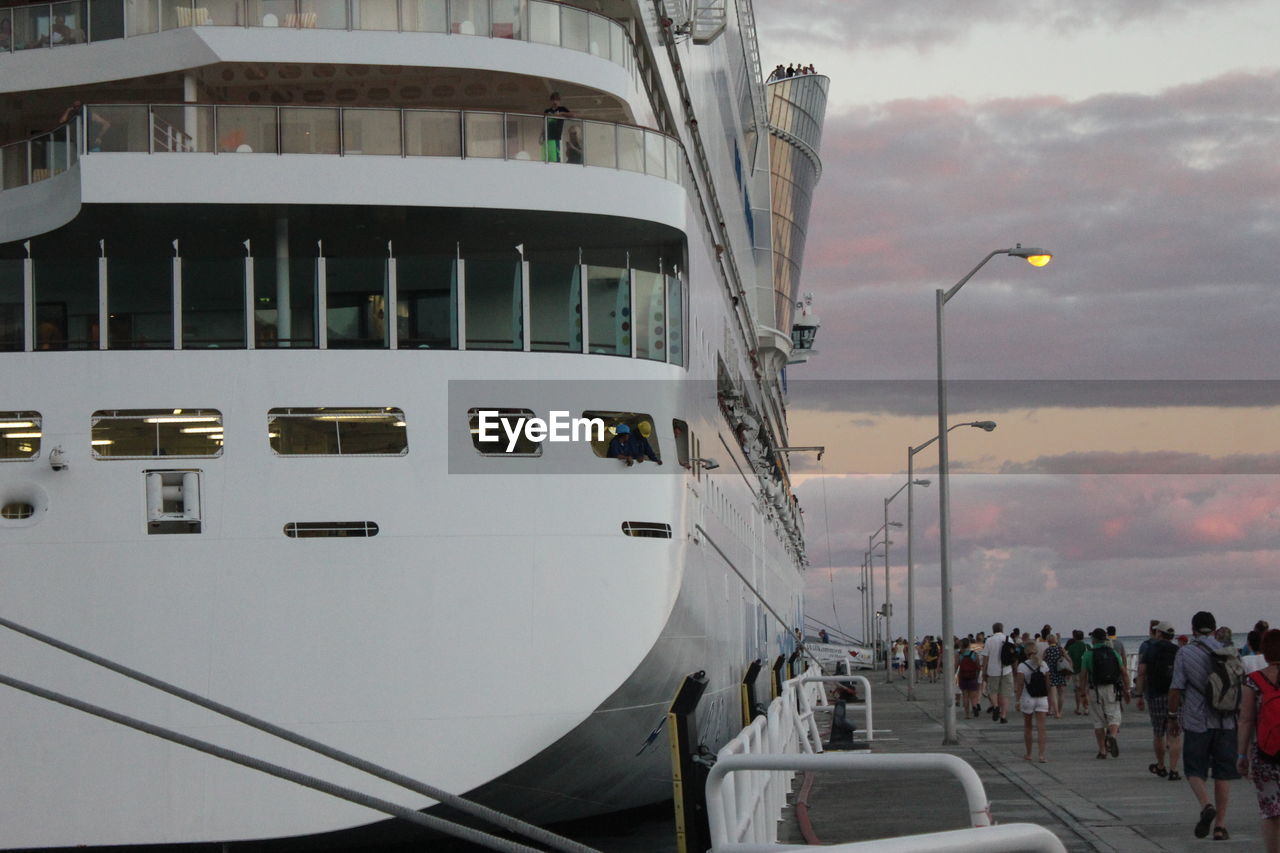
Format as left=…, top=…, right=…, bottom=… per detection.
left=606, top=423, right=635, bottom=465
left=1136, top=620, right=1183, bottom=780
left=1080, top=627, right=1131, bottom=759
left=1169, top=610, right=1241, bottom=841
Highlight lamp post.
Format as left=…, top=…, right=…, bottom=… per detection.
left=868, top=523, right=899, bottom=677
left=936, top=245, right=1051, bottom=745
left=867, top=542, right=890, bottom=667
left=905, top=421, right=993, bottom=701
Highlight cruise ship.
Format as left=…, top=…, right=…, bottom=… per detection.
left=0, top=0, right=828, bottom=847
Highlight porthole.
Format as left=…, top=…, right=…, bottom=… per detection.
left=2, top=502, right=34, bottom=520
left=622, top=521, right=672, bottom=539
left=284, top=521, right=380, bottom=538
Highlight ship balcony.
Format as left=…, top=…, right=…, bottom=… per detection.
left=0, top=104, right=686, bottom=242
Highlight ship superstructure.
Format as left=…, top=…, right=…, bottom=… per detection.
left=0, top=0, right=827, bottom=846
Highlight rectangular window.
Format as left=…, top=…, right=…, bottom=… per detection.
left=672, top=418, right=690, bottom=468
left=92, top=409, right=223, bottom=458
left=108, top=257, right=173, bottom=349
left=632, top=269, right=665, bottom=361
left=0, top=258, right=22, bottom=352
left=397, top=256, right=457, bottom=348
left=35, top=256, right=98, bottom=350
left=326, top=256, right=388, bottom=349
left=253, top=255, right=317, bottom=347
left=582, top=411, right=660, bottom=462
left=285, top=521, right=380, bottom=538
left=464, top=259, right=522, bottom=350
left=666, top=275, right=684, bottom=366
left=182, top=257, right=246, bottom=348
left=529, top=262, right=580, bottom=352
left=468, top=407, right=541, bottom=456
left=0, top=412, right=41, bottom=460
left=586, top=265, right=628, bottom=355
left=268, top=407, right=407, bottom=456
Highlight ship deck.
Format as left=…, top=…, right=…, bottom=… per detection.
left=781, top=677, right=1259, bottom=851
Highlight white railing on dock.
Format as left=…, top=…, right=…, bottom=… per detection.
left=801, top=674, right=876, bottom=741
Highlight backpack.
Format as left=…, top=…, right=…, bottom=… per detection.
left=1146, top=640, right=1178, bottom=695
left=958, top=651, right=980, bottom=679
left=1090, top=645, right=1120, bottom=686
left=1194, top=640, right=1244, bottom=714
left=1025, top=663, right=1048, bottom=698
left=999, top=638, right=1016, bottom=667
left=1249, top=670, right=1280, bottom=762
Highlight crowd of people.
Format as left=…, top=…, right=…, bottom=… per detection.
left=767, top=63, right=817, bottom=81
left=905, top=615, right=1278, bottom=847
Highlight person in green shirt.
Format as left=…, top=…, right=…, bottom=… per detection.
left=1066, top=629, right=1090, bottom=715
left=1080, top=627, right=1132, bottom=759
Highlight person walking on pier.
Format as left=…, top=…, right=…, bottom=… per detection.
left=1016, top=638, right=1051, bottom=762
left=982, top=622, right=1014, bottom=724
left=1136, top=620, right=1183, bottom=780
left=1169, top=610, right=1242, bottom=840
left=1081, top=627, right=1131, bottom=759
left=1042, top=633, right=1070, bottom=719
left=1237, top=628, right=1280, bottom=853
left=1066, top=629, right=1090, bottom=715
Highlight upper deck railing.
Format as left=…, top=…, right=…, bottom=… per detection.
left=0, top=104, right=683, bottom=191
left=0, top=0, right=633, bottom=72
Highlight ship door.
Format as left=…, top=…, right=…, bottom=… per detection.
left=145, top=470, right=202, bottom=534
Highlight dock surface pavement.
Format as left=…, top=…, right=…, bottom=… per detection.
left=781, top=675, right=1261, bottom=851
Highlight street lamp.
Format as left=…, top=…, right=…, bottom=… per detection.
left=867, top=541, right=891, bottom=666
left=936, top=245, right=1051, bottom=744
left=905, top=420, right=994, bottom=700
left=869, top=522, right=901, bottom=678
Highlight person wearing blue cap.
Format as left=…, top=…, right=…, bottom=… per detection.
left=607, top=424, right=636, bottom=465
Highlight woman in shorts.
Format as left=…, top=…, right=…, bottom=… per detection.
left=1015, top=638, right=1051, bottom=762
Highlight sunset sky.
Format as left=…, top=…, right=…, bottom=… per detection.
left=754, top=0, right=1280, bottom=641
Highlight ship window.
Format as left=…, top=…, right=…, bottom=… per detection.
left=108, top=256, right=173, bottom=349
left=1, top=502, right=35, bottom=520
left=268, top=408, right=408, bottom=456
left=468, top=408, right=542, bottom=456
left=529, top=262, right=581, bottom=352
left=0, top=258, right=22, bottom=352
left=92, top=409, right=224, bottom=458
left=253, top=255, right=317, bottom=348
left=398, top=256, right=458, bottom=348
left=285, top=521, right=380, bottom=538
left=0, top=412, right=41, bottom=460
left=586, top=266, right=629, bottom=355
left=582, top=411, right=660, bottom=462
left=182, top=257, right=247, bottom=349
left=672, top=419, right=690, bottom=468
left=326, top=256, right=388, bottom=349
left=632, top=270, right=666, bottom=362
left=464, top=259, right=522, bottom=350
left=666, top=275, right=684, bottom=366
left=401, top=0, right=447, bottom=32
left=450, top=0, right=487, bottom=36
left=34, top=256, right=98, bottom=350
left=621, top=521, right=672, bottom=539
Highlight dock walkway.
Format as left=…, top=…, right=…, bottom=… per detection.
left=780, top=676, right=1260, bottom=851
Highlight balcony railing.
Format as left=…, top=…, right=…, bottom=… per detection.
left=0, top=0, right=634, bottom=71
left=0, top=118, right=79, bottom=189
left=0, top=104, right=683, bottom=192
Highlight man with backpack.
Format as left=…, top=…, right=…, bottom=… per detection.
left=1081, top=627, right=1131, bottom=759
left=1136, top=620, right=1183, bottom=780
left=982, top=622, right=1015, bottom=724
left=1168, top=610, right=1243, bottom=841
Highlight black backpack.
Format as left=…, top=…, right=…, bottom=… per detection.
left=1146, top=640, right=1178, bottom=695
left=999, top=638, right=1017, bottom=667
left=1025, top=664, right=1048, bottom=698
left=1090, top=645, right=1120, bottom=686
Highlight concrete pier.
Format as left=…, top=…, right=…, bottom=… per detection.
left=780, top=676, right=1260, bottom=851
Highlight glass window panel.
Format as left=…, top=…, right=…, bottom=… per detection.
left=666, top=274, right=683, bottom=366
left=0, top=412, right=41, bottom=460
left=298, top=0, right=344, bottom=28
left=34, top=257, right=98, bottom=350
left=91, top=409, right=223, bottom=458
left=1, top=9, right=13, bottom=51
left=631, top=269, right=664, bottom=361
left=396, top=255, right=456, bottom=348
left=404, top=110, right=461, bottom=156
left=617, top=125, right=643, bottom=173
left=150, top=104, right=212, bottom=152
left=216, top=105, right=278, bottom=153
left=89, top=0, right=125, bottom=40
left=353, top=0, right=397, bottom=30
left=666, top=137, right=680, bottom=184
left=561, top=119, right=583, bottom=165
left=560, top=4, right=585, bottom=50
left=587, top=12, right=608, bottom=59
left=526, top=0, right=556, bottom=45
left=0, top=259, right=22, bottom=351
left=585, top=265, right=628, bottom=355
left=582, top=410, right=660, bottom=461
left=253, top=254, right=316, bottom=347
left=88, top=105, right=146, bottom=152
left=671, top=418, right=689, bottom=467
left=124, top=0, right=158, bottom=34
left=202, top=0, right=244, bottom=26
left=160, top=0, right=191, bottom=29
left=182, top=257, right=245, bottom=348
left=463, top=112, right=503, bottom=159
left=463, top=258, right=520, bottom=350
left=582, top=120, right=615, bottom=169
left=529, top=262, right=579, bottom=352
left=268, top=407, right=407, bottom=456
left=343, top=108, right=400, bottom=155
left=449, top=0, right=484, bottom=34
left=13, top=5, right=49, bottom=50
left=467, top=407, right=540, bottom=456
left=489, top=0, right=520, bottom=38
left=505, top=113, right=542, bottom=160
left=2, top=142, right=30, bottom=189
left=281, top=107, right=339, bottom=154
left=326, top=256, right=388, bottom=348
left=51, top=0, right=87, bottom=42
left=609, top=23, right=625, bottom=67
left=644, top=131, right=665, bottom=178
left=108, top=257, right=173, bottom=349
left=248, top=0, right=295, bottom=26
left=400, top=0, right=444, bottom=31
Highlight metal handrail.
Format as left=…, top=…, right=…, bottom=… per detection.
left=0, top=0, right=634, bottom=74
left=0, top=115, right=79, bottom=190
left=713, top=823, right=1067, bottom=853
left=802, top=674, right=874, bottom=741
